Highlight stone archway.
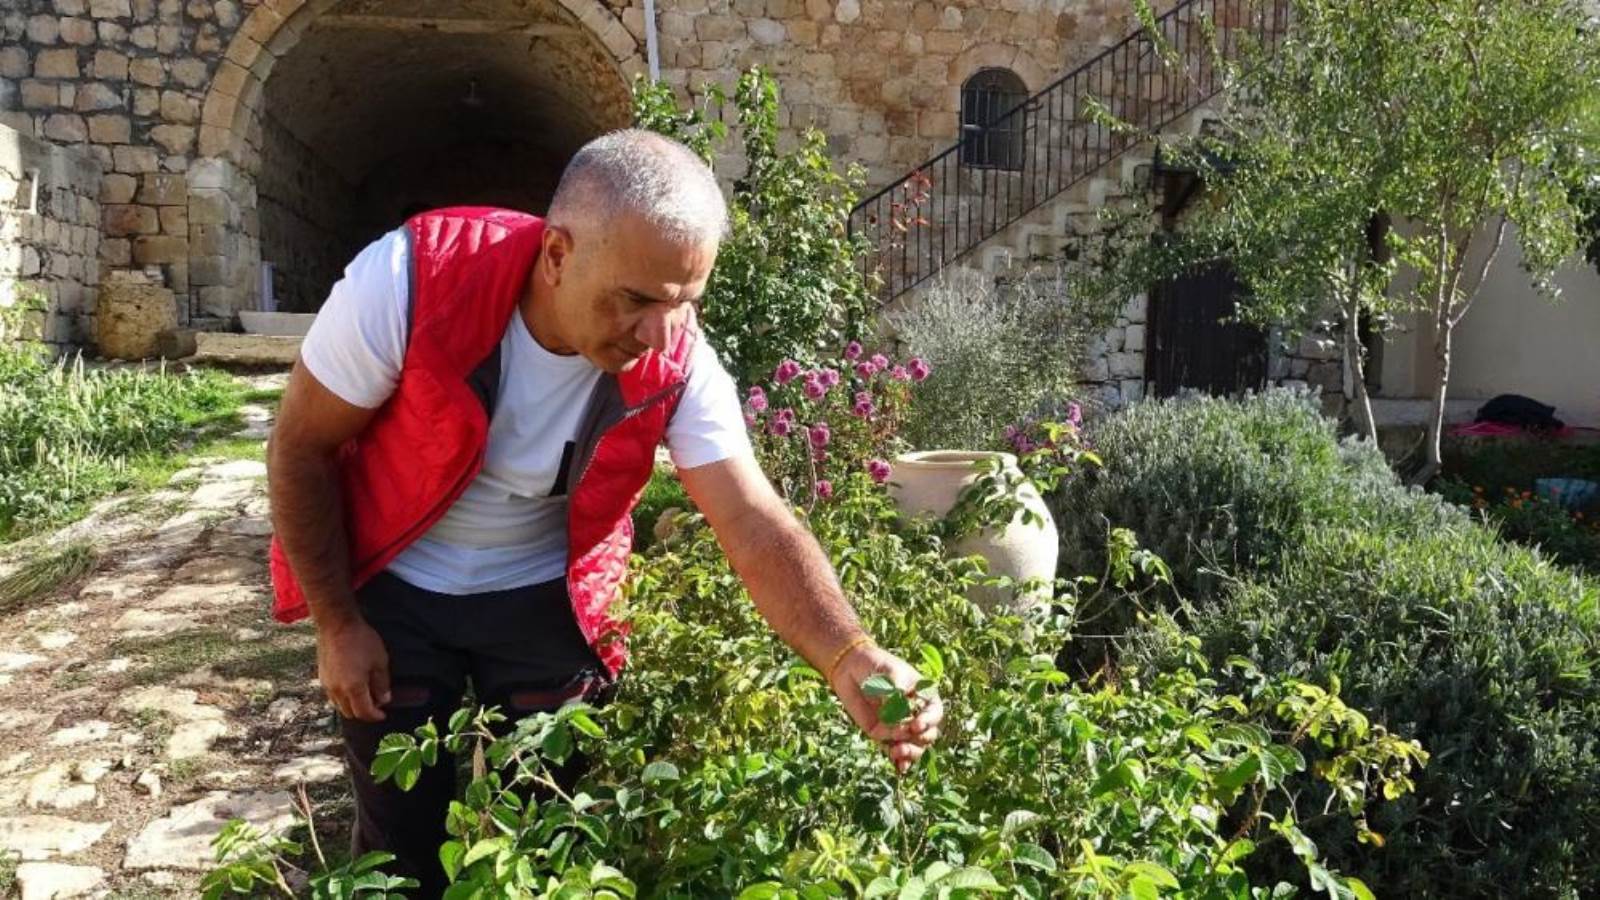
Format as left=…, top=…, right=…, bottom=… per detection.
left=187, top=0, right=643, bottom=317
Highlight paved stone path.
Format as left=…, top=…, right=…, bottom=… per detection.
left=0, top=372, right=348, bottom=898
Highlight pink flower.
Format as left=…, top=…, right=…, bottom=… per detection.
left=770, top=417, right=794, bottom=437
left=744, top=411, right=757, bottom=428
left=776, top=407, right=796, bottom=421
left=746, top=386, right=768, bottom=413
left=844, top=341, right=863, bottom=361
left=803, top=377, right=827, bottom=400
left=1066, top=401, right=1083, bottom=426
left=774, top=360, right=802, bottom=384
left=870, top=353, right=890, bottom=372
left=890, top=365, right=910, bottom=381
left=822, top=368, right=841, bottom=387
left=852, top=391, right=875, bottom=418
left=867, top=458, right=892, bottom=483
left=908, top=357, right=931, bottom=382
left=808, top=423, right=831, bottom=448
left=855, top=362, right=876, bottom=380
left=816, top=479, right=834, bottom=499
left=811, top=445, right=828, bottom=463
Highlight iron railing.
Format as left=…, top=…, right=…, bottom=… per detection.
left=848, top=0, right=1291, bottom=303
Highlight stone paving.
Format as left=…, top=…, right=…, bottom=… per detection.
left=0, top=372, right=348, bottom=898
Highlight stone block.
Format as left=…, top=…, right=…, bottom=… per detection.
left=98, top=237, right=131, bottom=265
left=170, top=57, right=207, bottom=90
left=693, top=15, right=744, bottom=40
left=834, top=0, right=860, bottom=23
left=1107, top=351, right=1140, bottom=379
left=96, top=279, right=177, bottom=360
left=187, top=222, right=225, bottom=255
left=0, top=46, right=27, bottom=79
left=1124, top=324, right=1145, bottom=352
left=112, top=144, right=159, bottom=173
left=155, top=23, right=181, bottom=54
left=209, top=61, right=248, bottom=98
left=96, top=20, right=125, bottom=41
left=128, top=55, right=164, bottom=86
left=187, top=191, right=228, bottom=225
left=131, top=87, right=159, bottom=115
left=55, top=0, right=88, bottom=14
left=34, top=48, right=80, bottom=79
left=193, top=333, right=302, bottom=366
left=1082, top=354, right=1109, bottom=382
left=87, top=113, right=130, bottom=143
left=73, top=81, right=121, bottom=111
left=1120, top=378, right=1145, bottom=404
left=20, top=80, right=61, bottom=109
left=129, top=24, right=155, bottom=48
left=132, top=0, right=154, bottom=19
left=58, top=16, right=96, bottom=44
left=91, top=49, right=128, bottom=80
left=158, top=205, right=186, bottom=235
left=43, top=113, right=88, bottom=142
left=103, top=204, right=158, bottom=235
left=26, top=14, right=60, bottom=43
left=89, top=0, right=131, bottom=18
left=135, top=172, right=185, bottom=205
left=1124, top=293, right=1148, bottom=322
left=157, top=90, right=199, bottom=124
left=149, top=124, right=194, bottom=154
left=214, top=0, right=239, bottom=28
left=131, top=234, right=185, bottom=265
left=748, top=17, right=785, bottom=44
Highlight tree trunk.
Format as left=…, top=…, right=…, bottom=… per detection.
left=1343, top=289, right=1377, bottom=443
left=1415, top=316, right=1453, bottom=485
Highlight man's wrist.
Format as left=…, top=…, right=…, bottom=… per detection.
left=823, top=633, right=876, bottom=685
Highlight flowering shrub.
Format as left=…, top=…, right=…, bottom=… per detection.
left=1435, top=478, right=1600, bottom=571
left=209, top=476, right=1423, bottom=898
left=746, top=342, right=930, bottom=504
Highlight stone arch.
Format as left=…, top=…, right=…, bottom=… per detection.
left=944, top=43, right=1050, bottom=110
left=186, top=0, right=644, bottom=317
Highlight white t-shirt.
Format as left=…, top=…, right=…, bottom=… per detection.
left=299, top=229, right=751, bottom=595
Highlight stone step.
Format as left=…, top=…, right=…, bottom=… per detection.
left=192, top=333, right=300, bottom=367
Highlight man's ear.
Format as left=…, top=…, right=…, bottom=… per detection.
left=541, top=224, right=574, bottom=287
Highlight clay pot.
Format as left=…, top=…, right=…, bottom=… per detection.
left=887, top=450, right=1058, bottom=614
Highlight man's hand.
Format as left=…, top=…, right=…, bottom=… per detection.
left=829, top=642, right=944, bottom=773
left=317, top=616, right=391, bottom=723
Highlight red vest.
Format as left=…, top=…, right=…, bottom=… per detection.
left=268, top=207, right=695, bottom=676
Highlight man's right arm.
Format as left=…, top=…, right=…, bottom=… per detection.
left=268, top=363, right=390, bottom=721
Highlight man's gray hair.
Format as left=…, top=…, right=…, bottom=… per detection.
left=547, top=129, right=728, bottom=245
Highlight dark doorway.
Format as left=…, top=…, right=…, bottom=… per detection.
left=1146, top=261, right=1267, bottom=398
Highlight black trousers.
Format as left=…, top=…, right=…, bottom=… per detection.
left=339, top=572, right=606, bottom=898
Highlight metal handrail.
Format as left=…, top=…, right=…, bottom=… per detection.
left=848, top=0, right=1290, bottom=303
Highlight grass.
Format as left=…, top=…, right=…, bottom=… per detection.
left=110, top=621, right=315, bottom=689
left=0, top=542, right=97, bottom=615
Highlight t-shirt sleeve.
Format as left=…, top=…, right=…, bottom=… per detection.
left=665, top=337, right=754, bottom=469
left=297, top=229, right=410, bottom=410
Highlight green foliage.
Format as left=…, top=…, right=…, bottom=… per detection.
left=231, top=474, right=1418, bottom=897
left=886, top=275, right=1098, bottom=452
left=0, top=347, right=242, bottom=538
left=1076, top=0, right=1600, bottom=466
left=205, top=810, right=418, bottom=898
left=634, top=69, right=874, bottom=387
left=1057, top=390, right=1600, bottom=894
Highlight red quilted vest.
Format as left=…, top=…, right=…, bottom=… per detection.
left=268, top=207, right=695, bottom=676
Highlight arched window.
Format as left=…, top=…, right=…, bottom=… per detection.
left=960, top=68, right=1027, bottom=170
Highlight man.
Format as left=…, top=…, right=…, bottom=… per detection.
left=267, top=129, right=943, bottom=894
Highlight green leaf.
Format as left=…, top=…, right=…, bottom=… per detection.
left=864, top=878, right=898, bottom=899
left=642, top=760, right=680, bottom=785
left=737, top=883, right=785, bottom=900
left=1012, top=843, right=1056, bottom=873
left=861, top=674, right=898, bottom=699
left=569, top=710, right=605, bottom=739
left=878, top=692, right=912, bottom=725
left=918, top=644, right=945, bottom=680
left=1003, top=809, right=1042, bottom=836
left=460, top=836, right=508, bottom=869
left=942, top=867, right=1001, bottom=891
left=1122, top=862, right=1179, bottom=888
left=1090, top=760, right=1145, bottom=797
left=439, top=841, right=465, bottom=882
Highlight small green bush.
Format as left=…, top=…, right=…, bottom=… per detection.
left=1052, top=388, right=1459, bottom=612
left=1057, top=390, right=1600, bottom=894
left=887, top=275, right=1091, bottom=452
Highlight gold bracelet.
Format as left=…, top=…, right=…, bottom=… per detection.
left=823, top=634, right=875, bottom=683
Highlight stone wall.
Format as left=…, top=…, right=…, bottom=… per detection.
left=257, top=112, right=357, bottom=313
left=0, top=0, right=1150, bottom=327
left=0, top=121, right=102, bottom=349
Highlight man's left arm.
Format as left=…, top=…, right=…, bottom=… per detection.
left=677, top=454, right=943, bottom=772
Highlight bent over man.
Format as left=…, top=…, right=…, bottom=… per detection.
left=267, top=129, right=942, bottom=894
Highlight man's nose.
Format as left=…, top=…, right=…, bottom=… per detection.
left=635, top=305, right=679, bottom=352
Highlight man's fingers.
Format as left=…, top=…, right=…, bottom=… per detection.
left=369, top=661, right=392, bottom=709
left=344, top=681, right=386, bottom=723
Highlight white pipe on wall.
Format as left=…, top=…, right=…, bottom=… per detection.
left=643, top=0, right=660, bottom=81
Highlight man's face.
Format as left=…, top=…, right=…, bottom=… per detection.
left=542, top=211, right=717, bottom=373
